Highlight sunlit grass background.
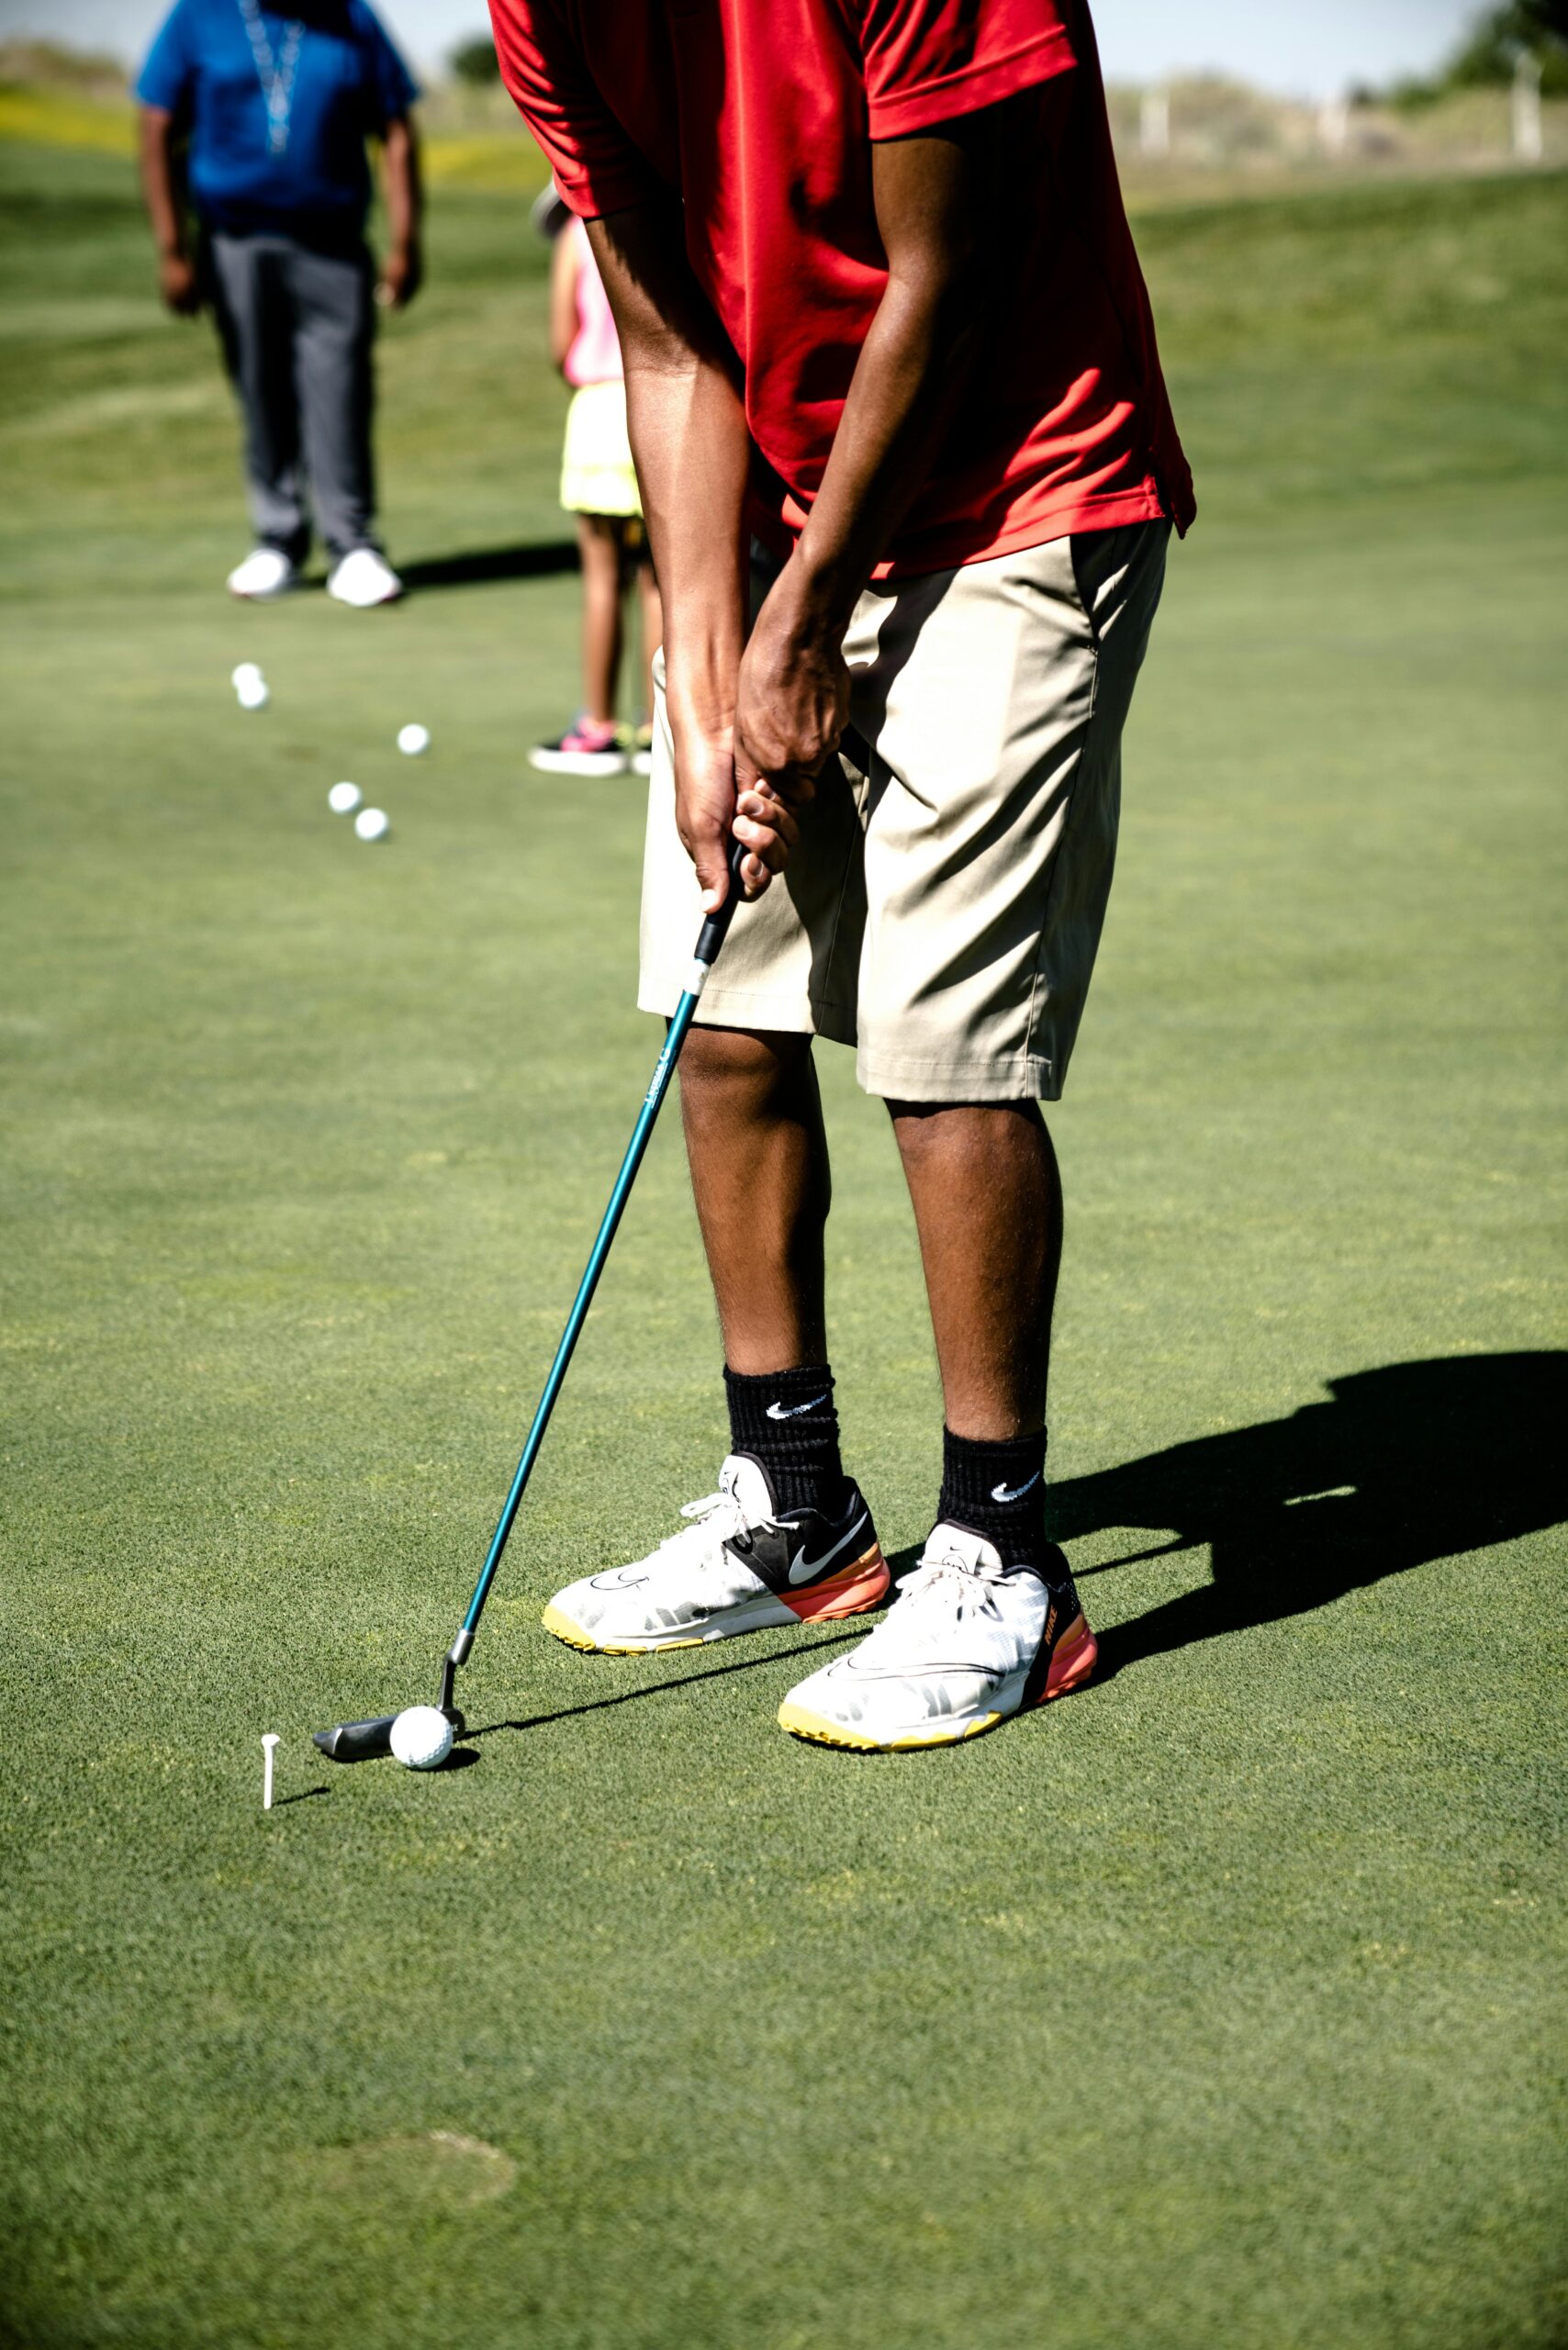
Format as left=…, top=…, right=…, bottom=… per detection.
left=0, top=93, right=1564, bottom=2350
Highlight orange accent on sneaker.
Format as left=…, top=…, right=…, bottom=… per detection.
left=1036, top=1610, right=1098, bottom=1704
left=780, top=1543, right=890, bottom=1624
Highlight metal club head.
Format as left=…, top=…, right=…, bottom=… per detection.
left=312, top=1707, right=465, bottom=1763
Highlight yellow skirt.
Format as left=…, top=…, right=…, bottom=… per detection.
left=560, top=380, right=641, bottom=519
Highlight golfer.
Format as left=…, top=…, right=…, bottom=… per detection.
left=136, top=0, right=421, bottom=606
left=492, top=0, right=1195, bottom=1750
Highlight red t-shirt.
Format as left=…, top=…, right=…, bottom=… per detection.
left=489, top=0, right=1194, bottom=576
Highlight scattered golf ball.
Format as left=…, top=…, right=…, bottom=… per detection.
left=237, top=676, right=270, bottom=711
left=328, top=780, right=363, bottom=815
left=231, top=661, right=263, bottom=689
left=354, top=806, right=390, bottom=842
left=389, top=1707, right=454, bottom=1771
left=397, top=722, right=430, bottom=756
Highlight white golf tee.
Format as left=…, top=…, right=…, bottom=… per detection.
left=262, top=1732, right=281, bottom=1810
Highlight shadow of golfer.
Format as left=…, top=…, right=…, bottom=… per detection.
left=467, top=1354, right=1562, bottom=1738
left=465, top=1627, right=869, bottom=1743
left=1048, top=1351, right=1566, bottom=1682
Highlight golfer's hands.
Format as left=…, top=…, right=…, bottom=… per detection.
left=158, top=251, right=201, bottom=317
left=732, top=564, right=852, bottom=898
left=376, top=240, right=422, bottom=310
left=670, top=703, right=800, bottom=912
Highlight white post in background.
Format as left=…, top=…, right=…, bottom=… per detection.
left=1140, top=87, right=1170, bottom=158
left=1513, top=49, right=1543, bottom=163
left=1318, top=95, right=1350, bottom=158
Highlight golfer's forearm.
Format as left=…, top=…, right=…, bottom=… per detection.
left=624, top=359, right=749, bottom=715
left=139, top=108, right=185, bottom=256
left=788, top=270, right=980, bottom=629
left=587, top=205, right=749, bottom=718
left=775, top=117, right=1005, bottom=635
left=382, top=118, right=421, bottom=254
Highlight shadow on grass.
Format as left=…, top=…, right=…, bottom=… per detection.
left=1049, top=1350, right=1566, bottom=1682
left=465, top=1626, right=868, bottom=1743
left=462, top=1353, right=1564, bottom=1741
left=398, top=540, right=577, bottom=593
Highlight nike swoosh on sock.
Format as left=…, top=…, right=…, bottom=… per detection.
left=990, top=1472, right=1042, bottom=1504
left=767, top=1393, right=831, bottom=1420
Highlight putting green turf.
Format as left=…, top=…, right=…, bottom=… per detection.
left=1, top=136, right=1565, bottom=2349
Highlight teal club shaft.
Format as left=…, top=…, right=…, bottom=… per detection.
left=437, top=836, right=749, bottom=1713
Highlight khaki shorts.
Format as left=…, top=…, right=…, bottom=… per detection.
left=639, top=520, right=1169, bottom=1102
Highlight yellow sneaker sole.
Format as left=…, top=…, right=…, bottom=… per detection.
left=776, top=1699, right=1002, bottom=1751
left=539, top=1602, right=703, bottom=1656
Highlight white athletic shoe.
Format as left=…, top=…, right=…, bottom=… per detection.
left=226, top=545, right=297, bottom=600
left=326, top=546, right=404, bottom=608
left=777, top=1524, right=1097, bottom=1751
left=542, top=1454, right=888, bottom=1654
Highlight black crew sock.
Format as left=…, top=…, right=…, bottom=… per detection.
left=723, top=1363, right=848, bottom=1518
left=937, top=1426, right=1055, bottom=1577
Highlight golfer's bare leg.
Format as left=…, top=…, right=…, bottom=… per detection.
left=677, top=1025, right=829, bottom=1373
left=890, top=1102, right=1062, bottom=1439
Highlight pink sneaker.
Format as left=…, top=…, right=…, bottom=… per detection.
left=528, top=717, right=627, bottom=777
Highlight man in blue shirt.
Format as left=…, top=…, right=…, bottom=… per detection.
left=137, top=0, right=423, bottom=605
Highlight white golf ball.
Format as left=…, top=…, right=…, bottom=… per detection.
left=237, top=677, right=270, bottom=710
left=354, top=806, right=390, bottom=842
left=389, top=1706, right=454, bottom=1771
left=231, top=661, right=263, bottom=688
left=397, top=722, right=430, bottom=756
left=328, top=780, right=363, bottom=815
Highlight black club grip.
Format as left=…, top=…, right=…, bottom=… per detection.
left=692, top=833, right=751, bottom=969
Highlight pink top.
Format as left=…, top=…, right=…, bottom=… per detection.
left=563, top=217, right=623, bottom=388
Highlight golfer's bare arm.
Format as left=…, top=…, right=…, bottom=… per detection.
left=588, top=96, right=1018, bottom=901
left=738, top=108, right=1015, bottom=798
left=138, top=106, right=199, bottom=315
left=378, top=116, right=423, bottom=308
left=586, top=201, right=760, bottom=905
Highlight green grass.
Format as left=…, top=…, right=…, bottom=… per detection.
left=1, top=138, right=1565, bottom=2350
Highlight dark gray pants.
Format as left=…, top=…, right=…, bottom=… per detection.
left=208, top=229, right=377, bottom=562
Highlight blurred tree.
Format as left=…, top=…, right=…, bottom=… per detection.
left=1449, top=2, right=1568, bottom=90
left=1395, top=3, right=1568, bottom=102
left=449, top=33, right=501, bottom=85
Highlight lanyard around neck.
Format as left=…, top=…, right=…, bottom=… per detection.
left=237, top=0, right=306, bottom=156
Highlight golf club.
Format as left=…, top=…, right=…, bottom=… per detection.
left=314, top=830, right=753, bottom=1762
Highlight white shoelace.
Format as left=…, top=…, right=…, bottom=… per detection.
left=652, top=1488, right=760, bottom=1580
left=868, top=1550, right=1019, bottom=1665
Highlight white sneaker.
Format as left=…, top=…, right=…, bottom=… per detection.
left=326, top=546, right=404, bottom=608
left=778, top=1524, right=1097, bottom=1751
left=226, top=546, right=297, bottom=600
left=542, top=1454, right=888, bottom=1654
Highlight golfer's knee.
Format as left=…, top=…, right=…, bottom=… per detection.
left=681, top=1024, right=809, bottom=1092
left=887, top=1098, right=1047, bottom=1177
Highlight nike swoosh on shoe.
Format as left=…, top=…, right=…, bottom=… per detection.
left=787, top=1511, right=870, bottom=1587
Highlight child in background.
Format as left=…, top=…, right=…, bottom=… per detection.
left=531, top=189, right=662, bottom=776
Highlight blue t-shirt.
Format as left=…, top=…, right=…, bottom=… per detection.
left=136, top=0, right=418, bottom=241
